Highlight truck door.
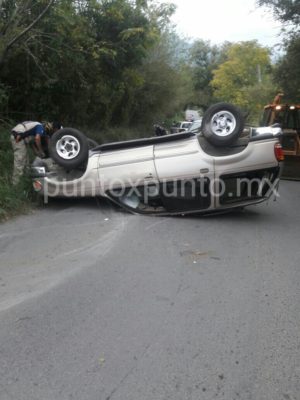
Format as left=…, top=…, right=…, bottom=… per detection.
left=154, top=137, right=214, bottom=212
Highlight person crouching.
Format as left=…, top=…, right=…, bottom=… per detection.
left=10, top=121, right=61, bottom=185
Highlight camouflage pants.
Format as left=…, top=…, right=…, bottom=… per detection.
left=10, top=135, right=29, bottom=185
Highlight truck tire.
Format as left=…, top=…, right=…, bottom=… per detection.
left=202, top=103, right=244, bottom=146
left=49, top=128, right=89, bottom=169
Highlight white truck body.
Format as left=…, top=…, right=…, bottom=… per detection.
left=32, top=127, right=283, bottom=215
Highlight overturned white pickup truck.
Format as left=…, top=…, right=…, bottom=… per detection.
left=32, top=103, right=284, bottom=215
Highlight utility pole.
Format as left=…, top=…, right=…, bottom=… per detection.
left=257, top=64, right=262, bottom=84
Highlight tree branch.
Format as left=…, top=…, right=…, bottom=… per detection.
left=1, top=1, right=31, bottom=37
left=22, top=43, right=53, bottom=81
left=6, top=0, right=55, bottom=52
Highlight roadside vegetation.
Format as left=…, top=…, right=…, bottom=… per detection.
left=0, top=0, right=299, bottom=219
left=0, top=125, right=36, bottom=221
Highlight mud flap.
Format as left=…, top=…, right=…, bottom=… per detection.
left=281, top=156, right=300, bottom=181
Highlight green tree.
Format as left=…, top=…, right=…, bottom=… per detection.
left=187, top=40, right=231, bottom=109
left=257, top=0, right=300, bottom=28
left=0, top=0, right=55, bottom=68
left=0, top=0, right=181, bottom=129
left=132, top=35, right=192, bottom=125
left=274, top=36, right=300, bottom=101
left=211, top=41, right=273, bottom=120
left=257, top=0, right=300, bottom=102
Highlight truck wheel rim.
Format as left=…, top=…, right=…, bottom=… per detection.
left=211, top=111, right=236, bottom=137
left=56, top=135, right=80, bottom=160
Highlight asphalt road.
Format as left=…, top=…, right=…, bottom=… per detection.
left=0, top=181, right=300, bottom=400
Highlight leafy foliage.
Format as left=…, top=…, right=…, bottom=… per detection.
left=211, top=41, right=274, bottom=120
left=0, top=125, right=35, bottom=221
left=257, top=0, right=300, bottom=102
left=188, top=40, right=231, bottom=109
left=257, top=0, right=300, bottom=27
left=0, top=0, right=188, bottom=132
left=273, top=36, right=300, bottom=101
left=0, top=0, right=55, bottom=67
left=0, top=0, right=297, bottom=137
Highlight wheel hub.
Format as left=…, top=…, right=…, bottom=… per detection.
left=211, top=111, right=236, bottom=137
left=65, top=143, right=73, bottom=152
left=56, top=135, right=81, bottom=160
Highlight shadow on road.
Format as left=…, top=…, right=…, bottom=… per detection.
left=36, top=195, right=278, bottom=223
left=172, top=205, right=277, bottom=223
left=36, top=196, right=125, bottom=214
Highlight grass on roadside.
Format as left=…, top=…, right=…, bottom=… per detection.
left=0, top=124, right=35, bottom=221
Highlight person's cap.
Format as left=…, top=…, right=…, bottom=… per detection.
left=44, top=122, right=53, bottom=133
